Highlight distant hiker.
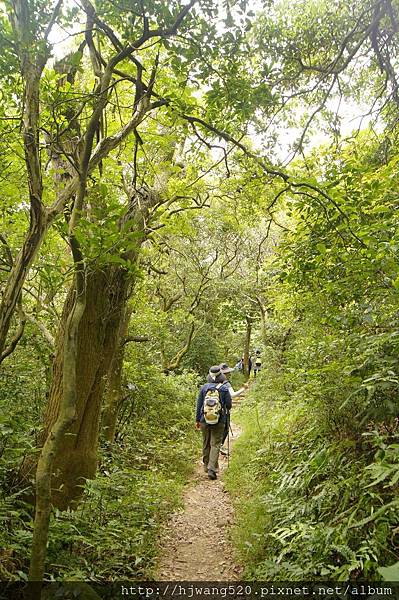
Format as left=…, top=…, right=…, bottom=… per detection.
left=253, top=349, right=262, bottom=379
left=236, top=355, right=252, bottom=375
left=234, top=358, right=242, bottom=371
left=196, top=365, right=232, bottom=480
left=219, top=363, right=249, bottom=456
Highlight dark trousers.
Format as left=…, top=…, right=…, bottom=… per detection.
left=222, top=412, right=230, bottom=445
left=201, top=421, right=224, bottom=472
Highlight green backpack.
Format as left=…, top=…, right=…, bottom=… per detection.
left=203, top=383, right=223, bottom=425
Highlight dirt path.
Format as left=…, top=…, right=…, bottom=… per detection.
left=157, top=422, right=243, bottom=580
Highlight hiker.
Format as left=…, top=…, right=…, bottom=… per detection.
left=234, top=358, right=242, bottom=371
left=196, top=365, right=232, bottom=480
left=253, top=349, right=262, bottom=379
left=235, top=355, right=252, bottom=375
left=219, top=363, right=249, bottom=456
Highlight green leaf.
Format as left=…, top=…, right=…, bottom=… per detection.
left=378, top=562, right=399, bottom=582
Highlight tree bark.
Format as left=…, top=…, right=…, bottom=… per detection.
left=28, top=188, right=157, bottom=509
left=1, top=0, right=47, bottom=363
left=102, top=306, right=132, bottom=444
left=0, top=293, right=27, bottom=363
left=40, top=264, right=131, bottom=509
left=28, top=257, right=86, bottom=581
left=0, top=204, right=51, bottom=364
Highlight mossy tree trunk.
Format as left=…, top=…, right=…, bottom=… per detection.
left=101, top=306, right=132, bottom=444
left=34, top=189, right=157, bottom=510
left=28, top=248, right=86, bottom=581
left=41, top=265, right=130, bottom=509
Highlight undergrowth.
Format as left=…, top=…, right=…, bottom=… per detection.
left=0, top=369, right=200, bottom=581
left=226, top=373, right=399, bottom=581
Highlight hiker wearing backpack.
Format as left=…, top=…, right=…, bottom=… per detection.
left=218, top=363, right=249, bottom=455
left=253, top=349, right=262, bottom=379
left=196, top=365, right=232, bottom=480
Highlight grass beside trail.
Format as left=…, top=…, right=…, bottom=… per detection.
left=225, top=375, right=399, bottom=581
left=225, top=380, right=308, bottom=578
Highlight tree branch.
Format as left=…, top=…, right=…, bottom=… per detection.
left=25, top=313, right=55, bottom=347
left=123, top=335, right=149, bottom=345
left=163, top=321, right=196, bottom=372
left=0, top=295, right=26, bottom=363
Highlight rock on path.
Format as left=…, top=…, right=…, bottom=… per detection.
left=157, top=423, right=243, bottom=580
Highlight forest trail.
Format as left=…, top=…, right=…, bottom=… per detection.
left=157, top=421, right=243, bottom=580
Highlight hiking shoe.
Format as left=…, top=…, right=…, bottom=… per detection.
left=208, top=469, right=217, bottom=480
left=219, top=446, right=229, bottom=456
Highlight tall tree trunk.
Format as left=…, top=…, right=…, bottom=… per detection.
left=28, top=251, right=86, bottom=583
left=243, top=315, right=252, bottom=377
left=102, top=306, right=132, bottom=444
left=29, top=129, right=89, bottom=581
left=1, top=0, right=47, bottom=363
left=31, top=189, right=157, bottom=509
left=41, top=265, right=131, bottom=509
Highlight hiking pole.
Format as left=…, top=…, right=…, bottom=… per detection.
left=229, top=422, right=234, bottom=437
left=227, top=427, right=230, bottom=468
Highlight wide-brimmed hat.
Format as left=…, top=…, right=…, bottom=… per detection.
left=220, top=363, right=234, bottom=373
left=209, top=365, right=222, bottom=379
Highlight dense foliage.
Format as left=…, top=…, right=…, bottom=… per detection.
left=1, top=359, right=199, bottom=580
left=1, top=0, right=399, bottom=584
left=226, top=129, right=399, bottom=580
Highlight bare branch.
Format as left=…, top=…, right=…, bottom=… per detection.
left=0, top=234, right=13, bottom=267
left=25, top=313, right=55, bottom=347
left=123, top=335, right=149, bottom=345
left=0, top=295, right=26, bottom=364
left=163, top=321, right=196, bottom=372
left=44, top=0, right=63, bottom=41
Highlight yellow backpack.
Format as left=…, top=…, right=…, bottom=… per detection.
left=203, top=383, right=223, bottom=425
